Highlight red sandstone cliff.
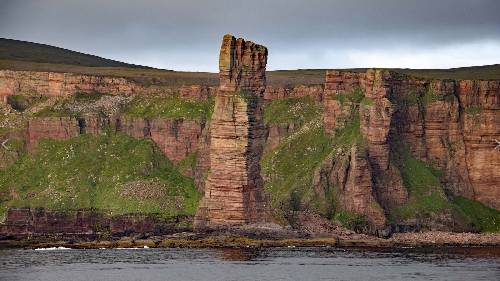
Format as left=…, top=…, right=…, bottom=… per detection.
left=24, top=116, right=205, bottom=168
left=0, top=41, right=499, bottom=237
left=194, top=34, right=269, bottom=228
left=0, top=69, right=214, bottom=102
left=0, top=207, right=191, bottom=239
left=320, top=69, right=499, bottom=231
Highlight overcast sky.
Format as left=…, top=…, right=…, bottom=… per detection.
left=1, top=0, right=499, bottom=72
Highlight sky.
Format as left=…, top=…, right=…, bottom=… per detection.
left=1, top=0, right=499, bottom=72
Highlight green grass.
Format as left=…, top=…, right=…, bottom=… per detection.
left=262, top=119, right=333, bottom=213
left=0, top=38, right=144, bottom=68
left=360, top=96, right=374, bottom=107
left=236, top=90, right=258, bottom=104
left=175, top=152, right=198, bottom=175
left=73, top=91, right=111, bottom=102
left=465, top=106, right=482, bottom=116
left=33, top=91, right=112, bottom=117
left=33, top=92, right=108, bottom=117
left=261, top=89, right=367, bottom=225
left=391, top=143, right=451, bottom=221
left=421, top=88, right=441, bottom=106
left=331, top=111, right=364, bottom=150
left=395, top=89, right=420, bottom=108
left=0, top=138, right=25, bottom=171
left=327, top=87, right=366, bottom=153
left=395, top=64, right=500, bottom=80
left=333, top=210, right=367, bottom=229
left=33, top=93, right=80, bottom=117
left=123, top=93, right=214, bottom=120
left=421, top=88, right=455, bottom=106
left=331, top=87, right=365, bottom=105
left=33, top=102, right=72, bottom=117
left=0, top=127, right=15, bottom=135
left=0, top=132, right=200, bottom=221
left=263, top=96, right=322, bottom=126
left=452, top=196, right=500, bottom=233
left=266, top=69, right=326, bottom=87
left=394, top=87, right=456, bottom=114
left=6, top=95, right=48, bottom=112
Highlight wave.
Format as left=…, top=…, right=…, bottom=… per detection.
left=34, top=246, right=72, bottom=251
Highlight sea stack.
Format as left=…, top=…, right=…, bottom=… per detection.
left=194, top=34, right=268, bottom=229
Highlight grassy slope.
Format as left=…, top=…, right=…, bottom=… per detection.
left=0, top=132, right=200, bottom=221
left=390, top=144, right=452, bottom=221
left=263, top=96, right=321, bottom=126
left=123, top=93, right=214, bottom=120
left=391, top=147, right=500, bottom=232
left=0, top=38, right=144, bottom=68
left=452, top=196, right=500, bottom=233
left=389, top=86, right=500, bottom=231
left=326, top=90, right=373, bottom=228
left=395, top=65, right=500, bottom=80
left=262, top=119, right=332, bottom=213
left=266, top=70, right=326, bottom=86
left=262, top=97, right=331, bottom=214
left=261, top=93, right=370, bottom=228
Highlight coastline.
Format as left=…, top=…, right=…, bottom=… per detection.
left=1, top=231, right=499, bottom=250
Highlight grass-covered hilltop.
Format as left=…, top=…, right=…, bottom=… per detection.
left=0, top=38, right=499, bottom=239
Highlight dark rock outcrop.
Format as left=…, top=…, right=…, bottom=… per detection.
left=0, top=208, right=190, bottom=239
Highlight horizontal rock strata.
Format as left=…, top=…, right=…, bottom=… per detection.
left=195, top=34, right=269, bottom=228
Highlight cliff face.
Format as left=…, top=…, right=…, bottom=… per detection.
left=264, top=85, right=323, bottom=101
left=321, top=70, right=391, bottom=231
left=388, top=74, right=499, bottom=210
left=118, top=117, right=205, bottom=163
left=0, top=208, right=190, bottom=239
left=319, top=69, right=499, bottom=231
left=194, top=35, right=269, bottom=228
left=26, top=117, right=80, bottom=150
left=457, top=80, right=499, bottom=209
left=0, top=70, right=143, bottom=98
left=0, top=39, right=499, bottom=237
left=0, top=69, right=214, bottom=103
left=25, top=116, right=205, bottom=168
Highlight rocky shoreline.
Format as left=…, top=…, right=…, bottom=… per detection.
left=1, top=231, right=499, bottom=250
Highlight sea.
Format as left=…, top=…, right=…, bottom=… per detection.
left=0, top=246, right=499, bottom=281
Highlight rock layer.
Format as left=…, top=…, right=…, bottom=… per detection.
left=25, top=116, right=205, bottom=166
left=1, top=40, right=499, bottom=236
left=26, top=117, right=80, bottom=150
left=195, top=35, right=269, bottom=228
left=0, top=208, right=190, bottom=239
left=0, top=69, right=213, bottom=102
left=321, top=69, right=500, bottom=227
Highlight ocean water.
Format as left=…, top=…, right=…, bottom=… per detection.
left=0, top=247, right=498, bottom=281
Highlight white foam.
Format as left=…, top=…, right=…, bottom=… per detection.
left=34, top=246, right=72, bottom=251
left=114, top=246, right=151, bottom=250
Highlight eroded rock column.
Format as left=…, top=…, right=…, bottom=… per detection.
left=195, top=34, right=268, bottom=228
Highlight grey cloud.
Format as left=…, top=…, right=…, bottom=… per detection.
left=0, top=0, right=499, bottom=71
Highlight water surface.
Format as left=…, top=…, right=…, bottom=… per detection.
left=0, top=247, right=499, bottom=281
